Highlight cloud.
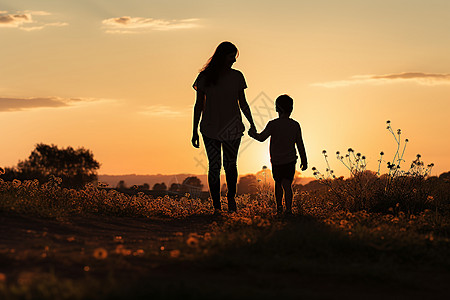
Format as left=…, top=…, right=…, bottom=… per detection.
left=139, top=105, right=189, bottom=117
left=20, top=22, right=69, bottom=32
left=312, top=72, right=450, bottom=88
left=0, top=97, right=94, bottom=112
left=24, top=10, right=52, bottom=16
left=0, top=11, right=67, bottom=31
left=0, top=13, right=32, bottom=27
left=102, top=16, right=200, bottom=33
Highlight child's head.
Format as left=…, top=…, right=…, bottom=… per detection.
left=275, top=94, right=293, bottom=115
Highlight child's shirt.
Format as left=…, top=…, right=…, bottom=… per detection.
left=257, top=117, right=304, bottom=165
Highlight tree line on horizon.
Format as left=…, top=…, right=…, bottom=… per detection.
left=2, top=143, right=449, bottom=196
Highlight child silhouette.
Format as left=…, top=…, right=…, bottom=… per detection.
left=249, top=95, right=307, bottom=215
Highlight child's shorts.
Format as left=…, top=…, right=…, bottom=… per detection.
left=272, top=161, right=296, bottom=182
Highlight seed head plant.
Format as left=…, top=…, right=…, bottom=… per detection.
left=312, top=121, right=436, bottom=214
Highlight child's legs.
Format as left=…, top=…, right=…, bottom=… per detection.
left=281, top=179, right=293, bottom=211
left=202, top=135, right=222, bottom=209
left=272, top=162, right=296, bottom=212
left=274, top=180, right=284, bottom=210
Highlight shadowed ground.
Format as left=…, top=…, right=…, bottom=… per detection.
left=1, top=212, right=450, bottom=299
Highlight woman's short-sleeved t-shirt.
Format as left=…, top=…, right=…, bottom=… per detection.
left=193, top=69, right=247, bottom=141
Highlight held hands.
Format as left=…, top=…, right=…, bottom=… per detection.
left=248, top=124, right=257, bottom=139
left=191, top=131, right=200, bottom=148
left=300, top=162, right=308, bottom=171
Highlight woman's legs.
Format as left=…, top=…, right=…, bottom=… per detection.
left=222, top=138, right=241, bottom=211
left=203, top=136, right=222, bottom=210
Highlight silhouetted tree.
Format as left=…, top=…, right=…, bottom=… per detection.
left=439, top=171, right=450, bottom=181
left=152, top=182, right=167, bottom=191
left=180, top=176, right=203, bottom=195
left=116, top=180, right=127, bottom=189
left=221, top=183, right=228, bottom=197
left=2, top=143, right=100, bottom=188
left=237, top=174, right=258, bottom=195
left=169, top=183, right=182, bottom=192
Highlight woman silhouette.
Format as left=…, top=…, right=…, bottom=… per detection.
left=192, top=41, right=256, bottom=213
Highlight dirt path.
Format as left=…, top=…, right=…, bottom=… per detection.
left=2, top=212, right=450, bottom=299
left=0, top=213, right=215, bottom=280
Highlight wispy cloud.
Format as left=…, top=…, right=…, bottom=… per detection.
left=0, top=97, right=95, bottom=112
left=0, top=11, right=68, bottom=31
left=102, top=16, right=200, bottom=34
left=312, top=72, right=450, bottom=88
left=0, top=13, right=32, bottom=27
left=139, top=105, right=190, bottom=117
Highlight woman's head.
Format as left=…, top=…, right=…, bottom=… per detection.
left=201, top=41, right=239, bottom=85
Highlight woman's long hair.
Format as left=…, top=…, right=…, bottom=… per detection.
left=200, top=41, right=238, bottom=86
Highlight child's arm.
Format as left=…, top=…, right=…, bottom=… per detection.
left=248, top=123, right=271, bottom=142
left=295, top=125, right=308, bottom=171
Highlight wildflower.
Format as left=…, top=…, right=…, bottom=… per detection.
left=348, top=148, right=354, bottom=153
left=397, top=129, right=401, bottom=135
left=322, top=150, right=327, bottom=154
left=114, top=244, right=132, bottom=255
left=12, top=179, right=21, bottom=188
left=356, top=153, right=361, bottom=157
left=133, top=249, right=145, bottom=256
left=311, top=167, right=316, bottom=171
left=186, top=235, right=199, bottom=248
left=386, top=120, right=391, bottom=124
left=83, top=266, right=90, bottom=272
left=170, top=250, right=181, bottom=258
left=336, top=151, right=340, bottom=155
left=17, top=272, right=36, bottom=285
left=405, top=139, right=409, bottom=142
left=380, top=151, right=384, bottom=156
left=362, top=156, right=366, bottom=160
left=93, top=248, right=108, bottom=260
left=416, top=154, right=421, bottom=158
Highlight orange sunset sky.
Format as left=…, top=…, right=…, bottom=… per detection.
left=1, top=0, right=449, bottom=178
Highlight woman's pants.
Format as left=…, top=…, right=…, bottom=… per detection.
left=202, top=135, right=241, bottom=211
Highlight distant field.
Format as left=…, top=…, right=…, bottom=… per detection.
left=0, top=175, right=449, bottom=299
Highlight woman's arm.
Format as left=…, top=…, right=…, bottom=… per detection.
left=192, top=90, right=205, bottom=148
left=238, top=89, right=256, bottom=131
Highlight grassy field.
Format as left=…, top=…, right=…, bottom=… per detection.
left=0, top=174, right=449, bottom=299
